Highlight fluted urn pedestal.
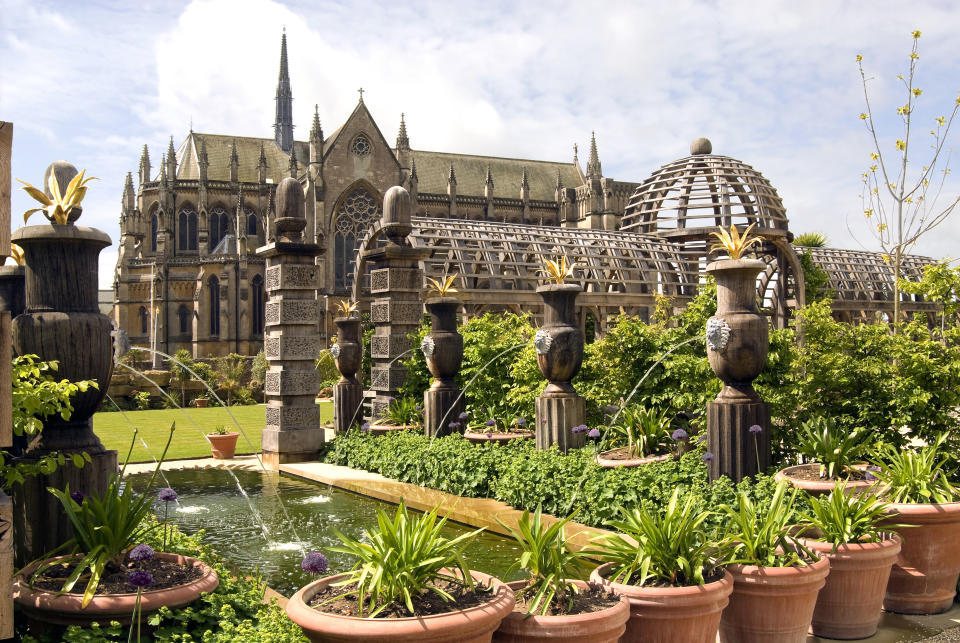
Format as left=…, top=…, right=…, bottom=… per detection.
left=705, top=259, right=771, bottom=482
left=534, top=284, right=586, bottom=452
left=332, top=316, right=363, bottom=434
left=422, top=297, right=464, bottom=437
left=11, top=224, right=118, bottom=565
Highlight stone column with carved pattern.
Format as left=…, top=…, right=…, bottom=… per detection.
left=364, top=187, right=429, bottom=419
left=257, top=177, right=325, bottom=467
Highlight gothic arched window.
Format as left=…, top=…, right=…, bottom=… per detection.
left=208, top=275, right=220, bottom=336
left=150, top=214, right=158, bottom=252
left=138, top=305, right=148, bottom=335
left=178, top=304, right=192, bottom=335
left=251, top=274, right=265, bottom=335
left=208, top=207, right=229, bottom=252
left=178, top=207, right=198, bottom=252
left=333, top=187, right=381, bottom=291
left=247, top=211, right=259, bottom=237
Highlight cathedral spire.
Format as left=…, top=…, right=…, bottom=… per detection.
left=586, top=131, right=602, bottom=180
left=396, top=113, right=410, bottom=151
left=274, top=30, right=294, bottom=153
left=229, top=139, right=239, bottom=183
left=122, top=171, right=135, bottom=215
left=258, top=142, right=268, bottom=183
left=288, top=149, right=299, bottom=178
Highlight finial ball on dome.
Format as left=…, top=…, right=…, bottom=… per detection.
left=690, top=138, right=712, bottom=155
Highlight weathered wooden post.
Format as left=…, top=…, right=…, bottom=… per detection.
left=331, top=314, right=363, bottom=433
left=422, top=296, right=464, bottom=437
left=534, top=283, right=587, bottom=452
left=705, top=258, right=771, bottom=481
left=0, top=119, right=15, bottom=640
left=258, top=177, right=325, bottom=466
left=11, top=160, right=118, bottom=566
left=365, top=187, right=429, bottom=418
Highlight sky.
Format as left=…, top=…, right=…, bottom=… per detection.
left=2, top=0, right=960, bottom=289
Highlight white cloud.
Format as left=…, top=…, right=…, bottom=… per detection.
left=3, top=0, right=960, bottom=290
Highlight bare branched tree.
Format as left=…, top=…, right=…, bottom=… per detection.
left=855, top=31, right=960, bottom=327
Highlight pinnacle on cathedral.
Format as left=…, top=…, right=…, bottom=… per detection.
left=310, top=104, right=323, bottom=141
left=447, top=162, right=457, bottom=186
left=586, top=131, right=602, bottom=180
left=397, top=113, right=410, bottom=151
left=274, top=31, right=294, bottom=153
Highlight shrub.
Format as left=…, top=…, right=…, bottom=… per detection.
left=250, top=350, right=268, bottom=392
left=314, top=349, right=339, bottom=389
left=215, top=353, right=248, bottom=407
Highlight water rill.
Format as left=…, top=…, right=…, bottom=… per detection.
left=11, top=161, right=118, bottom=565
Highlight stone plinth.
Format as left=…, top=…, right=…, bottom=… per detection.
left=423, top=297, right=464, bottom=437
left=535, top=394, right=586, bottom=451
left=332, top=316, right=363, bottom=433
left=257, top=177, right=324, bottom=468
left=706, top=400, right=770, bottom=481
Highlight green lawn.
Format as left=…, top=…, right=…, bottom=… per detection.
left=93, top=402, right=334, bottom=463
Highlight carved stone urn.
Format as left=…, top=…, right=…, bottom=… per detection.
left=422, top=296, right=464, bottom=437
left=534, top=283, right=586, bottom=451
left=705, top=259, right=768, bottom=401
left=705, top=258, right=770, bottom=482
left=332, top=316, right=363, bottom=433
left=10, top=162, right=118, bottom=564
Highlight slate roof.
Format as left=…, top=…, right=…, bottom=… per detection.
left=170, top=133, right=309, bottom=183
left=411, top=150, right=581, bottom=202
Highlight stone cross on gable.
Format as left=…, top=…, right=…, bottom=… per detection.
left=357, top=87, right=364, bottom=103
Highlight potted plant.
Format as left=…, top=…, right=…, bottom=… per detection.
left=285, top=501, right=515, bottom=642
left=494, top=507, right=630, bottom=642
left=718, top=482, right=830, bottom=642
left=194, top=394, right=209, bottom=408
left=206, top=424, right=239, bottom=459
left=369, top=396, right=423, bottom=435
left=795, top=481, right=901, bottom=639
left=595, top=405, right=674, bottom=468
left=13, top=429, right=218, bottom=630
left=870, top=432, right=960, bottom=614
left=463, top=407, right=534, bottom=445
left=587, top=488, right=733, bottom=643
left=776, top=417, right=875, bottom=495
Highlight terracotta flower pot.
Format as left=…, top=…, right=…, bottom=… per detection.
left=494, top=579, right=629, bottom=642
left=13, top=552, right=219, bottom=627
left=595, top=451, right=671, bottom=470
left=719, top=557, right=830, bottom=643
left=463, top=430, right=534, bottom=445
left=194, top=398, right=208, bottom=408
left=367, top=423, right=418, bottom=436
left=775, top=464, right=877, bottom=497
left=286, top=570, right=515, bottom=643
left=590, top=562, right=733, bottom=643
left=206, top=432, right=239, bottom=459
left=797, top=533, right=901, bottom=639
left=881, top=501, right=960, bottom=614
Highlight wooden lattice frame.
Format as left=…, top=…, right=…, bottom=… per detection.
left=621, top=153, right=789, bottom=236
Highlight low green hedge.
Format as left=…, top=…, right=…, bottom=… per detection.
left=324, top=430, right=781, bottom=531
left=20, top=519, right=307, bottom=643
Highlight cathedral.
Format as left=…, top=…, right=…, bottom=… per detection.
left=112, top=32, right=640, bottom=359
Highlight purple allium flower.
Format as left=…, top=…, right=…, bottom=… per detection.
left=516, top=418, right=527, bottom=426
left=129, top=544, right=155, bottom=562
left=697, top=434, right=708, bottom=444
left=571, top=424, right=589, bottom=434
left=69, top=490, right=84, bottom=504
left=360, top=422, right=371, bottom=432
left=485, top=419, right=496, bottom=427
left=671, top=428, right=689, bottom=442
left=415, top=404, right=423, bottom=411
left=588, top=428, right=601, bottom=438
left=702, top=452, right=715, bottom=463
left=158, top=487, right=178, bottom=502
left=486, top=432, right=493, bottom=438
left=448, top=422, right=461, bottom=430
left=388, top=397, right=395, bottom=403
left=128, top=570, right=154, bottom=589
left=458, top=412, right=469, bottom=421
left=748, top=424, right=762, bottom=435
left=865, top=465, right=881, bottom=482
left=301, top=552, right=329, bottom=575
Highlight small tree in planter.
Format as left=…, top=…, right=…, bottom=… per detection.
left=587, top=488, right=732, bottom=643
left=495, top=507, right=630, bottom=642
left=166, top=349, right=195, bottom=408
left=13, top=427, right=219, bottom=632
left=796, top=482, right=901, bottom=639
left=718, top=482, right=829, bottom=642
left=285, top=501, right=514, bottom=642
left=214, top=353, right=247, bottom=407
left=777, top=417, right=876, bottom=495
left=870, top=432, right=960, bottom=614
